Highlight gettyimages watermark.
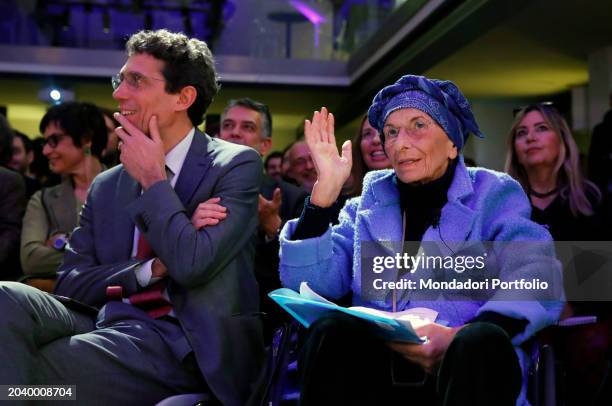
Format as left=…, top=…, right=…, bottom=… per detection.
left=360, top=241, right=612, bottom=302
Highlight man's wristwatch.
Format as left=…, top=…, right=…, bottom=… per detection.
left=52, top=233, right=69, bottom=251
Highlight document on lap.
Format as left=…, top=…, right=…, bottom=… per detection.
left=269, top=282, right=437, bottom=343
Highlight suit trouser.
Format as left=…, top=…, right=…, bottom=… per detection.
left=0, top=282, right=206, bottom=405
left=298, top=312, right=522, bottom=406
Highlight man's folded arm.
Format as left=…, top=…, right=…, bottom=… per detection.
left=55, top=177, right=142, bottom=305
left=128, top=148, right=262, bottom=287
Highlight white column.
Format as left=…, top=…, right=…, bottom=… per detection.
left=587, top=47, right=612, bottom=130
left=571, top=85, right=588, bottom=131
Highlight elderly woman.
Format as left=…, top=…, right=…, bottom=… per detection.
left=20, top=102, right=107, bottom=284
left=279, top=75, right=563, bottom=405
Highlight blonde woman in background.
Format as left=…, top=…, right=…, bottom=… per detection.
left=506, top=103, right=606, bottom=243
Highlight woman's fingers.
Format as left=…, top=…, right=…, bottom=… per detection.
left=341, top=139, right=352, bottom=166
left=327, top=111, right=335, bottom=145
left=306, top=108, right=336, bottom=145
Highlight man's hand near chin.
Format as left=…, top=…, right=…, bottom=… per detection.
left=115, top=113, right=167, bottom=189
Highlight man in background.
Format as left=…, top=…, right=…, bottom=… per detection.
left=0, top=114, right=26, bottom=280
left=264, top=150, right=283, bottom=183
left=286, top=140, right=317, bottom=193
left=219, top=98, right=306, bottom=339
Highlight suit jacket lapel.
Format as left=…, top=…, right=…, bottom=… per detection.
left=115, top=168, right=141, bottom=259
left=174, top=129, right=211, bottom=210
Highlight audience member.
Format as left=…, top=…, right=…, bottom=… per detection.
left=8, top=130, right=41, bottom=198
left=506, top=103, right=607, bottom=243
left=99, top=106, right=120, bottom=167
left=219, top=98, right=306, bottom=341
left=264, top=150, right=283, bottom=182
left=281, top=141, right=296, bottom=184
left=348, top=115, right=391, bottom=197
left=588, top=91, right=612, bottom=197
left=30, top=137, right=61, bottom=188
left=506, top=102, right=611, bottom=405
left=0, top=29, right=263, bottom=405
left=279, top=75, right=562, bottom=405
left=0, top=114, right=26, bottom=280
left=286, top=140, right=316, bottom=193
left=20, top=102, right=107, bottom=285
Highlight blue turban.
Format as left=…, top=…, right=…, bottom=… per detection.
left=367, top=75, right=484, bottom=151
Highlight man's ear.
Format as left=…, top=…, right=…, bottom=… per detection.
left=176, top=85, right=197, bottom=112
left=260, top=137, right=272, bottom=156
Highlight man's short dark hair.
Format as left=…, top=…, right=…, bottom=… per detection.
left=39, top=102, right=108, bottom=159
left=222, top=98, right=272, bottom=138
left=126, top=29, right=220, bottom=127
left=264, top=151, right=283, bottom=169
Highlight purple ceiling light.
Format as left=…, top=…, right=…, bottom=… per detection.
left=288, top=0, right=326, bottom=49
left=288, top=0, right=326, bottom=25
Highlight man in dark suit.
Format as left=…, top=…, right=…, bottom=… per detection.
left=0, top=30, right=263, bottom=405
left=0, top=115, right=26, bottom=280
left=219, top=98, right=306, bottom=340
left=0, top=167, right=26, bottom=280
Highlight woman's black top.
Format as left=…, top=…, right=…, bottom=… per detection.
left=531, top=192, right=608, bottom=241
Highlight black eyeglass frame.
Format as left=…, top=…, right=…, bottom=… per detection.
left=42, top=133, right=68, bottom=149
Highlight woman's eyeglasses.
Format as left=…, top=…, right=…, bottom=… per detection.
left=512, top=101, right=555, bottom=117
left=42, top=133, right=67, bottom=149
left=383, top=118, right=435, bottom=141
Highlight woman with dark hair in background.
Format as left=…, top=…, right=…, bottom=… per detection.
left=20, top=102, right=107, bottom=289
left=347, top=115, right=391, bottom=197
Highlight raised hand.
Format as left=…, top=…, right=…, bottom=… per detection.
left=191, top=197, right=227, bottom=230
left=305, top=107, right=352, bottom=208
left=259, top=188, right=282, bottom=238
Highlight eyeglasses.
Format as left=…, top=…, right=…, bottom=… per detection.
left=382, top=118, right=435, bottom=142
left=42, top=133, right=67, bottom=149
left=512, top=101, right=555, bottom=117
left=111, top=71, right=165, bottom=91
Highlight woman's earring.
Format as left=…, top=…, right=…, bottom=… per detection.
left=84, top=145, right=92, bottom=156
